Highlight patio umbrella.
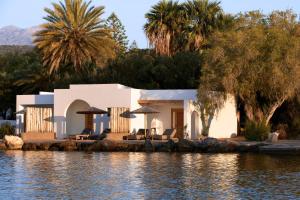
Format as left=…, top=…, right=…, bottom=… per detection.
left=77, top=107, right=108, bottom=133
left=130, top=106, right=159, bottom=137
left=76, top=107, right=108, bottom=114
left=15, top=109, right=26, bottom=114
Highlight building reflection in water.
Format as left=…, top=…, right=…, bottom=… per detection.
left=1, top=151, right=300, bottom=199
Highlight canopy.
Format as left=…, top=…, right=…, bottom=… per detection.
left=130, top=106, right=159, bottom=114
left=76, top=107, right=108, bottom=114
left=130, top=106, right=159, bottom=138
left=15, top=109, right=26, bottom=114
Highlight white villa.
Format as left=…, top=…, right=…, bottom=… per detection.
left=16, top=84, right=237, bottom=140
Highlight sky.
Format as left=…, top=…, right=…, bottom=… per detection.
left=1, top=0, right=300, bottom=48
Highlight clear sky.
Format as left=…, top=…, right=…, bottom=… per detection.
left=0, top=0, right=300, bottom=48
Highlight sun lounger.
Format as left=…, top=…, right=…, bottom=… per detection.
left=127, top=129, right=148, bottom=140
left=153, top=129, right=176, bottom=140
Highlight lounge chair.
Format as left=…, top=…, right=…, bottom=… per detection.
left=88, top=128, right=111, bottom=140
left=153, top=129, right=176, bottom=140
left=127, top=129, right=149, bottom=140
left=67, top=128, right=95, bottom=140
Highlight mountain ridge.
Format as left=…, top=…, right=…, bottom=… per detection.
left=0, top=25, right=40, bottom=45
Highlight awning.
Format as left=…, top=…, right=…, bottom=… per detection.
left=76, top=107, right=108, bottom=114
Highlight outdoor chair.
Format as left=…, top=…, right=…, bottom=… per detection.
left=127, top=129, right=149, bottom=140
left=88, top=128, right=111, bottom=140
left=152, top=129, right=176, bottom=140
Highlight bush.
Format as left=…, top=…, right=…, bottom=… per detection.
left=244, top=120, right=270, bottom=141
left=0, top=123, right=15, bottom=139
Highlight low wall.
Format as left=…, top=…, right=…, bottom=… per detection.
left=21, top=132, right=56, bottom=141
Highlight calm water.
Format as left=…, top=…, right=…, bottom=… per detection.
left=0, top=151, right=300, bottom=200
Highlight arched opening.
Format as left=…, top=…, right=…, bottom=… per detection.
left=191, top=111, right=199, bottom=139
left=66, top=100, right=90, bottom=135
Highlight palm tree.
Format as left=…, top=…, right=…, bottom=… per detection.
left=144, top=0, right=185, bottom=56
left=183, top=0, right=227, bottom=51
left=34, top=0, right=115, bottom=73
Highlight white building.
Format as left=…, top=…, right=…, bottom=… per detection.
left=16, top=84, right=237, bottom=140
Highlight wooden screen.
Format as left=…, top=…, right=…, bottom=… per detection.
left=85, top=114, right=93, bottom=130
left=26, top=106, right=53, bottom=133
left=110, top=107, right=130, bottom=133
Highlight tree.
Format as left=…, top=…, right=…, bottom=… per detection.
left=183, top=0, right=232, bottom=51
left=144, top=0, right=185, bottom=56
left=105, top=12, right=128, bottom=55
left=34, top=0, right=115, bottom=73
left=144, top=0, right=232, bottom=55
left=129, top=40, right=138, bottom=50
left=200, top=10, right=300, bottom=126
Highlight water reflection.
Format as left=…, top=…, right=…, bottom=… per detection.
left=0, top=151, right=300, bottom=199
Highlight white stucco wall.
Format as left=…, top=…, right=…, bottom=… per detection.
left=16, top=94, right=54, bottom=135
left=54, top=84, right=132, bottom=138
left=187, top=95, right=237, bottom=139
left=16, top=84, right=237, bottom=139
left=147, top=103, right=183, bottom=135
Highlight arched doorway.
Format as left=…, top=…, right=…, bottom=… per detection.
left=66, top=100, right=90, bottom=135
left=191, top=111, right=199, bottom=139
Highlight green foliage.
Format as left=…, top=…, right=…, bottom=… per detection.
left=106, top=12, right=129, bottom=55
left=144, top=0, right=232, bottom=55
left=201, top=10, right=300, bottom=125
left=34, top=0, right=115, bottom=73
left=244, top=120, right=270, bottom=141
left=0, top=123, right=15, bottom=138
left=102, top=50, right=201, bottom=89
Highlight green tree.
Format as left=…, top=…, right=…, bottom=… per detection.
left=183, top=0, right=233, bottom=51
left=129, top=40, right=138, bottom=50
left=144, top=0, right=185, bottom=56
left=144, top=0, right=231, bottom=55
left=199, top=10, right=300, bottom=126
left=34, top=0, right=115, bottom=73
left=106, top=12, right=128, bottom=55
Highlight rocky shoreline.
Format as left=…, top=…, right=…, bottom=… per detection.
left=0, top=137, right=272, bottom=153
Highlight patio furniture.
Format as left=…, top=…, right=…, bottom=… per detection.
left=130, top=106, right=159, bottom=138
left=127, top=129, right=149, bottom=140
left=153, top=129, right=177, bottom=140
left=88, top=128, right=111, bottom=140
left=68, top=128, right=94, bottom=140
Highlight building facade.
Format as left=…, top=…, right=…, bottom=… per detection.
left=16, top=84, right=237, bottom=139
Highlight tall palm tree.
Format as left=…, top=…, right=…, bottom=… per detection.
left=184, top=0, right=227, bottom=51
left=34, top=0, right=115, bottom=73
left=144, top=0, right=185, bottom=56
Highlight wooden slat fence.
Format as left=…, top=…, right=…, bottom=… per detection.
left=110, top=107, right=130, bottom=133
left=26, top=106, right=53, bottom=133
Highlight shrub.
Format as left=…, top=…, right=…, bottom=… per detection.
left=0, top=123, right=15, bottom=139
left=244, top=120, right=270, bottom=141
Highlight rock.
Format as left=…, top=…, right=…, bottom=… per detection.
left=22, top=143, right=37, bottom=151
left=0, top=142, right=7, bottom=150
left=59, top=141, right=77, bottom=151
left=88, top=140, right=130, bottom=151
left=4, top=135, right=24, bottom=150
left=154, top=139, right=176, bottom=152
left=38, top=143, right=51, bottom=151
left=49, top=143, right=60, bottom=151
left=144, top=139, right=153, bottom=152
left=267, top=132, right=279, bottom=143
left=176, top=139, right=195, bottom=152
left=199, top=137, right=219, bottom=152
